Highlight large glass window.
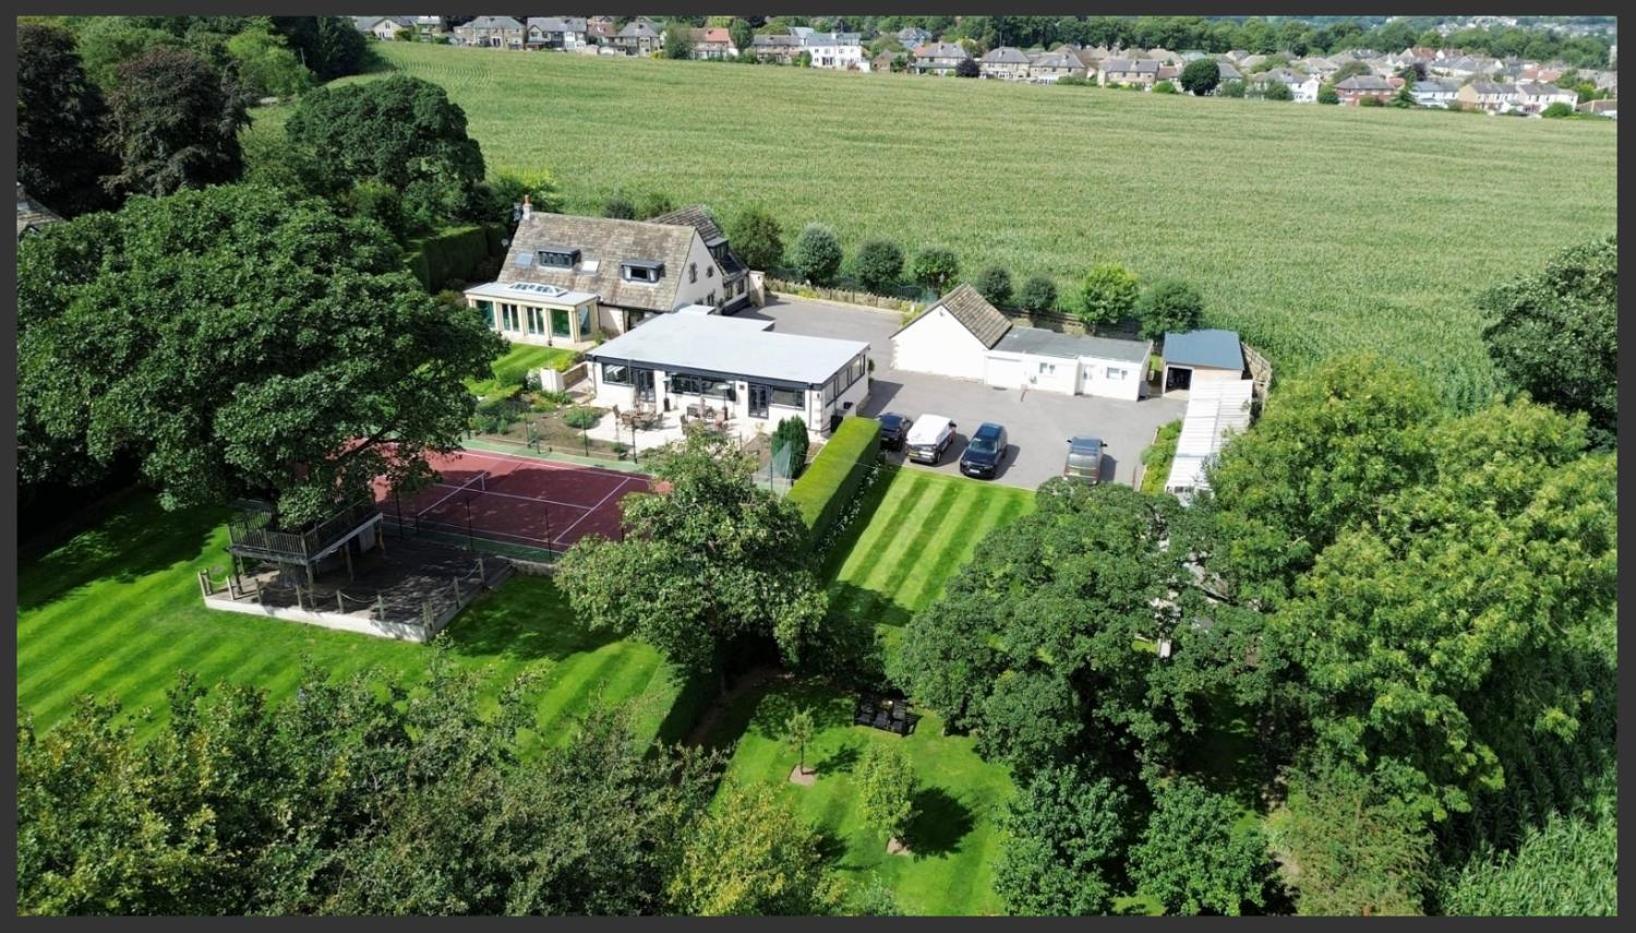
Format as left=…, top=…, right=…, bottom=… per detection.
left=551, top=307, right=571, bottom=337
left=526, top=307, right=545, bottom=335
left=475, top=300, right=495, bottom=328
left=770, top=387, right=803, bottom=408
left=501, top=304, right=520, bottom=331
left=671, top=373, right=734, bottom=398
left=577, top=305, right=593, bottom=338
left=601, top=362, right=632, bottom=385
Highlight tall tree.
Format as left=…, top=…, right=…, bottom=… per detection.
left=994, top=762, right=1131, bottom=915
left=665, top=782, right=841, bottom=915
left=17, top=22, right=118, bottom=217
left=284, top=75, right=486, bottom=233
left=268, top=16, right=370, bottom=81
left=225, top=25, right=311, bottom=99
left=1479, top=236, right=1616, bottom=450
left=16, top=184, right=502, bottom=525
left=791, top=223, right=844, bottom=286
left=1131, top=778, right=1272, bottom=915
left=1180, top=58, right=1221, bottom=94
left=1135, top=278, right=1205, bottom=339
left=103, top=46, right=249, bottom=198
left=1272, top=762, right=1432, bottom=916
left=856, top=743, right=918, bottom=851
left=73, top=16, right=184, bottom=90
left=727, top=206, right=784, bottom=271
left=555, top=428, right=830, bottom=689
left=1076, top=262, right=1140, bottom=326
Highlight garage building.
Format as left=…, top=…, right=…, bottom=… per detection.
left=891, top=284, right=1152, bottom=401
left=1160, top=328, right=1246, bottom=396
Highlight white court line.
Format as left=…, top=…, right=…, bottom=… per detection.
left=550, top=474, right=641, bottom=547
left=444, top=445, right=652, bottom=482
left=417, top=483, right=592, bottom=512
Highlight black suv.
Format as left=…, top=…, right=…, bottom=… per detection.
left=960, top=422, right=1008, bottom=479
left=878, top=412, right=910, bottom=451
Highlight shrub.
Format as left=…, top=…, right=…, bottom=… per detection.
left=638, top=191, right=676, bottom=219
left=1180, top=59, right=1220, bottom=95
left=1018, top=275, right=1059, bottom=313
left=1056, top=74, right=1090, bottom=86
left=1359, top=95, right=1384, bottom=107
left=1263, top=81, right=1294, bottom=102
left=1076, top=263, right=1140, bottom=326
left=975, top=266, right=1013, bottom=307
left=792, top=223, right=844, bottom=286
left=563, top=406, right=602, bottom=430
left=1153, top=80, right=1178, bottom=94
left=1136, top=278, right=1205, bottom=339
left=1542, top=101, right=1575, bottom=118
left=854, top=239, right=906, bottom=293
left=786, top=416, right=881, bottom=552
left=911, top=247, right=960, bottom=294
left=1220, top=79, right=1247, bottom=98
left=955, top=57, right=980, bottom=78
left=1318, top=83, right=1340, bottom=105
left=404, top=224, right=496, bottom=292
left=601, top=194, right=636, bottom=219
left=772, top=416, right=810, bottom=477
left=729, top=206, right=783, bottom=271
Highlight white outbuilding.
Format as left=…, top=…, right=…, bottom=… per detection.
left=890, top=284, right=1152, bottom=401
left=1163, top=377, right=1255, bottom=503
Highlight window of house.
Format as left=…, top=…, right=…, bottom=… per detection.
left=537, top=248, right=580, bottom=268
left=689, top=263, right=698, bottom=284
left=475, top=300, right=495, bottom=328
left=1106, top=367, right=1128, bottom=380
left=1038, top=362, right=1056, bottom=375
left=601, top=362, right=632, bottom=385
left=621, top=261, right=664, bottom=283
left=526, top=307, right=545, bottom=335
left=770, top=387, right=803, bottom=408
left=706, top=266, right=714, bottom=278
left=671, top=373, right=734, bottom=398
left=577, top=305, right=592, bottom=338
left=848, top=355, right=867, bottom=386
left=501, top=304, right=520, bottom=331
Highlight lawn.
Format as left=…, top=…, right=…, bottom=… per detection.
left=248, top=42, right=1618, bottom=408
left=701, top=680, right=1013, bottom=916
left=16, top=493, right=691, bottom=750
left=468, top=342, right=581, bottom=402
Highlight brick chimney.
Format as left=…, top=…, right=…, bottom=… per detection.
left=521, top=195, right=532, bottom=220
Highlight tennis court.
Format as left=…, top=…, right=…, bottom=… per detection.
left=374, top=449, right=651, bottom=553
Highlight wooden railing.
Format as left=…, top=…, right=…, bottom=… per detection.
left=228, top=500, right=379, bottom=561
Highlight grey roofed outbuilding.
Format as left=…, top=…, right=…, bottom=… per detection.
left=586, top=313, right=869, bottom=387
left=993, top=327, right=1150, bottom=363
left=898, top=284, right=1013, bottom=348
left=500, top=212, right=702, bottom=313
left=1163, top=329, right=1244, bottom=371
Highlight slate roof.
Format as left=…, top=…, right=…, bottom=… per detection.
left=752, top=35, right=801, bottom=49
left=617, top=20, right=660, bottom=39
left=1163, top=329, right=1244, bottom=371
left=649, top=205, right=747, bottom=279
left=1104, top=59, right=1160, bottom=74
left=1467, top=81, right=1519, bottom=95
left=501, top=213, right=704, bottom=313
left=916, top=42, right=970, bottom=61
left=466, top=15, right=522, bottom=31
left=900, top=284, right=1012, bottom=349
left=994, top=327, right=1150, bottom=363
left=528, top=17, right=586, bottom=34
left=1336, top=75, right=1393, bottom=91
left=801, top=32, right=862, bottom=47
left=981, top=47, right=1032, bottom=65
left=1030, top=51, right=1083, bottom=71
left=1216, top=61, right=1243, bottom=81
left=17, top=183, right=63, bottom=240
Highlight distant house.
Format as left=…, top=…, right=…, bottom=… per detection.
left=354, top=16, right=413, bottom=41
left=1255, top=69, right=1322, bottom=103
left=1160, top=329, right=1245, bottom=396
left=1028, top=49, right=1086, bottom=83
left=749, top=34, right=803, bottom=65
left=1455, top=81, right=1521, bottom=114
left=1214, top=60, right=1243, bottom=84
left=526, top=17, right=587, bottom=51
left=1411, top=79, right=1461, bottom=108
left=413, top=16, right=446, bottom=40
left=689, top=27, right=738, bottom=60
left=454, top=15, right=524, bottom=49
left=1431, top=55, right=1483, bottom=77
left=1577, top=98, right=1618, bottom=119
left=897, top=26, right=933, bottom=48
left=979, top=46, right=1032, bottom=81
left=17, top=183, right=63, bottom=241
left=612, top=18, right=663, bottom=56
left=912, top=42, right=971, bottom=76
left=1296, top=56, right=1339, bottom=80
left=890, top=284, right=1151, bottom=400
left=1334, top=74, right=1396, bottom=105
left=1100, top=58, right=1161, bottom=88
left=585, top=16, right=618, bottom=45
left=1513, top=81, right=1578, bottom=114
left=802, top=32, right=869, bottom=71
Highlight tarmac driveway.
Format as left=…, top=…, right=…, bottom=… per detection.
left=740, top=297, right=1186, bottom=489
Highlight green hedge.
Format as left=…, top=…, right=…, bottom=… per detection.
left=787, top=415, right=881, bottom=551
left=405, top=223, right=501, bottom=292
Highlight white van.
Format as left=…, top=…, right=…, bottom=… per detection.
left=906, top=414, right=957, bottom=465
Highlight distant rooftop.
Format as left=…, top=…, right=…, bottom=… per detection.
left=995, top=327, right=1150, bottom=363
left=1163, top=329, right=1244, bottom=371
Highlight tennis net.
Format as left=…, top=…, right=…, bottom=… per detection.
left=416, top=471, right=490, bottom=521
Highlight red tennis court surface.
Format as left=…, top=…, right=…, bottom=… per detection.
left=373, top=449, right=651, bottom=552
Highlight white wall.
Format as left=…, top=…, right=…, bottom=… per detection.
left=892, top=308, right=990, bottom=380
left=1078, top=355, right=1145, bottom=401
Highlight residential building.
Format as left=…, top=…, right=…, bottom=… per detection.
left=526, top=17, right=587, bottom=51
left=1334, top=74, right=1396, bottom=105
left=889, top=285, right=1152, bottom=401
left=1028, top=49, right=1086, bottom=83
left=585, top=16, right=617, bottom=45
left=648, top=204, right=752, bottom=311
left=1162, top=378, right=1254, bottom=503
left=1578, top=98, right=1618, bottom=119
left=585, top=313, right=870, bottom=440
left=1296, top=56, right=1339, bottom=80
left=1514, top=81, right=1578, bottom=114
left=413, top=16, right=446, bottom=40
left=17, top=183, right=63, bottom=241
left=749, top=34, right=803, bottom=65
left=897, top=26, right=932, bottom=48
left=612, top=18, right=663, bottom=56
left=463, top=202, right=752, bottom=344
left=1160, top=329, right=1245, bottom=396
left=912, top=42, right=971, bottom=76
left=353, top=16, right=413, bottom=42
left=689, top=27, right=738, bottom=60
left=1215, top=60, right=1243, bottom=84
left=1411, top=79, right=1461, bottom=108
left=454, top=15, right=524, bottom=49
left=979, top=46, right=1032, bottom=81
left=802, top=32, right=869, bottom=71
left=1100, top=58, right=1161, bottom=87
left=1256, top=69, right=1322, bottom=103
left=1455, top=81, right=1521, bottom=114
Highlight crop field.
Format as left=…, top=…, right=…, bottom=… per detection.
left=250, top=42, right=1616, bottom=406
left=17, top=493, right=690, bottom=750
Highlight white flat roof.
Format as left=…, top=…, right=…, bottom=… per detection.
left=464, top=280, right=599, bottom=305
left=587, top=313, right=869, bottom=386
left=1164, top=379, right=1254, bottom=495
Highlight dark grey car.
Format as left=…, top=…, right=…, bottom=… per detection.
left=1064, top=436, right=1105, bottom=484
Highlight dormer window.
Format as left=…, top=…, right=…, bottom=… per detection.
left=621, top=260, right=664, bottom=283
left=537, top=247, right=580, bottom=269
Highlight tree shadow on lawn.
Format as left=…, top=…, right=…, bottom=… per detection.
left=907, top=786, right=976, bottom=858
left=19, top=496, right=222, bottom=613
left=438, top=576, right=625, bottom=663
left=825, top=582, right=914, bottom=631
left=814, top=742, right=862, bottom=776
left=817, top=463, right=903, bottom=582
